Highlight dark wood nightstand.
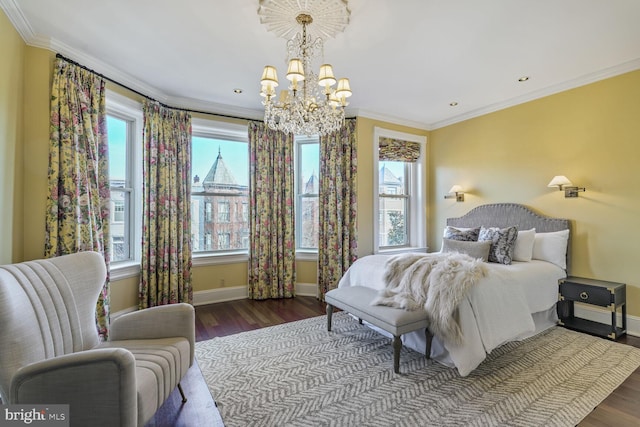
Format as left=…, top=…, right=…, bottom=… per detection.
left=557, top=276, right=626, bottom=340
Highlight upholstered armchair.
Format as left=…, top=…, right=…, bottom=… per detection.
left=0, top=252, right=195, bottom=427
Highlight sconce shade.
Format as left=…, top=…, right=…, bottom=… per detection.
left=445, top=184, right=465, bottom=202
left=548, top=175, right=586, bottom=197
left=547, top=175, right=573, bottom=189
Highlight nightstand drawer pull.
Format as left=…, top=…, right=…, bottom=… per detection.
left=580, top=291, right=589, bottom=300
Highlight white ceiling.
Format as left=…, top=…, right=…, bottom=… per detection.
left=3, top=0, right=640, bottom=130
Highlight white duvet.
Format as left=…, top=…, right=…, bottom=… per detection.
left=337, top=254, right=566, bottom=376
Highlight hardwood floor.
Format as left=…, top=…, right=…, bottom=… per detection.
left=148, top=297, right=640, bottom=427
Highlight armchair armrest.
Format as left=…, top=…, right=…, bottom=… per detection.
left=11, top=348, right=137, bottom=427
left=110, top=303, right=195, bottom=363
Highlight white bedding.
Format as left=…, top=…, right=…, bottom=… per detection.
left=337, top=254, right=566, bottom=376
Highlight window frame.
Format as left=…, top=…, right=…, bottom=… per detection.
left=106, top=90, right=144, bottom=279
left=191, top=118, right=250, bottom=266
left=294, top=135, right=320, bottom=260
left=373, top=127, right=427, bottom=254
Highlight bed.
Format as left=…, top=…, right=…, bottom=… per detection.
left=337, top=203, right=570, bottom=376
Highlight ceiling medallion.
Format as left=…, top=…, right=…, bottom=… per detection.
left=258, top=0, right=352, bottom=136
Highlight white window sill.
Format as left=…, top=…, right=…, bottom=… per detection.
left=192, top=251, right=249, bottom=266
left=296, top=250, right=318, bottom=261
left=375, top=246, right=428, bottom=255
left=110, top=261, right=140, bottom=280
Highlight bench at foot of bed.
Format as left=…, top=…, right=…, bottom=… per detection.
left=325, top=286, right=432, bottom=374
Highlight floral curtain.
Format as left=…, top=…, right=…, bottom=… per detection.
left=45, top=57, right=110, bottom=339
left=140, top=100, right=193, bottom=308
left=318, top=119, right=358, bottom=299
left=247, top=122, right=296, bottom=299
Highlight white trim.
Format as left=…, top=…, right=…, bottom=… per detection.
left=191, top=118, right=248, bottom=140
left=0, top=0, right=35, bottom=41
left=191, top=253, right=249, bottom=266
left=296, top=282, right=318, bottom=297
left=106, top=91, right=144, bottom=267
left=109, top=262, right=140, bottom=281
left=373, top=127, right=427, bottom=255
left=192, top=282, right=319, bottom=306
left=193, top=286, right=248, bottom=306
left=296, top=251, right=318, bottom=262
left=354, top=108, right=430, bottom=131
left=573, top=304, right=640, bottom=338
left=430, top=58, right=640, bottom=130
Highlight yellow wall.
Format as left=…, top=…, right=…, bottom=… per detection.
left=430, top=70, right=640, bottom=317
left=22, top=47, right=54, bottom=261
left=0, top=10, right=25, bottom=263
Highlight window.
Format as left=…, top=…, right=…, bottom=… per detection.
left=378, top=161, right=409, bottom=247
left=113, top=201, right=125, bottom=223
left=295, top=137, right=320, bottom=250
left=191, top=119, right=249, bottom=257
left=217, top=201, right=230, bottom=222
left=205, top=202, right=212, bottom=222
left=217, top=232, right=231, bottom=249
left=373, top=127, right=427, bottom=253
left=106, top=91, right=142, bottom=268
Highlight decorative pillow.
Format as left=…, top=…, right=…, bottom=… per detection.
left=532, top=229, right=570, bottom=269
left=443, top=226, right=480, bottom=242
left=513, top=228, right=536, bottom=262
left=478, top=226, right=518, bottom=265
left=442, top=239, right=492, bottom=262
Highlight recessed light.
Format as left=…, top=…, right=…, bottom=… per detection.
left=233, top=88, right=243, bottom=94
left=518, top=76, right=529, bottom=82
left=449, top=102, right=458, bottom=107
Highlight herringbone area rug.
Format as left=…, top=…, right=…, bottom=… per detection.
left=195, top=312, right=640, bottom=427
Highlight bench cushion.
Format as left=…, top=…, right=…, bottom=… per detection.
left=325, top=286, right=429, bottom=336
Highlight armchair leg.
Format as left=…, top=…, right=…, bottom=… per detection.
left=177, top=383, right=187, bottom=403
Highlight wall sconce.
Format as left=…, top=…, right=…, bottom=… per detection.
left=444, top=185, right=465, bottom=202
left=547, top=175, right=586, bottom=198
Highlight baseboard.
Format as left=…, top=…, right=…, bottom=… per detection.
left=574, top=304, right=640, bottom=337
left=192, top=282, right=319, bottom=306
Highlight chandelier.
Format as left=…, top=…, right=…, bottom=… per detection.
left=258, top=1, right=352, bottom=136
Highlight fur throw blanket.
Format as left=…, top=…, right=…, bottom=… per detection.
left=372, top=252, right=487, bottom=343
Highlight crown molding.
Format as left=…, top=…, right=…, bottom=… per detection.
left=0, top=0, right=35, bottom=41
left=430, top=57, right=640, bottom=130
left=352, top=108, right=430, bottom=131
left=167, top=95, right=263, bottom=121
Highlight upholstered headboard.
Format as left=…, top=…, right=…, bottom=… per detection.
left=447, top=203, right=569, bottom=233
left=446, top=203, right=571, bottom=270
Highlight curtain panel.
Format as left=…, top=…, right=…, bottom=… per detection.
left=247, top=122, right=296, bottom=299
left=378, top=137, right=421, bottom=162
left=45, top=57, right=111, bottom=339
left=318, top=119, right=358, bottom=299
left=139, top=101, right=193, bottom=308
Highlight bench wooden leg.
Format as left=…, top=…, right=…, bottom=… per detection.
left=393, top=335, right=402, bottom=374
left=326, top=304, right=334, bottom=331
left=425, top=329, right=433, bottom=360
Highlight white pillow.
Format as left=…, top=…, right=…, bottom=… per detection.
left=513, top=228, right=536, bottom=262
left=532, top=229, right=570, bottom=269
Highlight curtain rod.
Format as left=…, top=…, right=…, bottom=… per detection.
left=55, top=53, right=356, bottom=123
left=55, top=53, right=252, bottom=121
